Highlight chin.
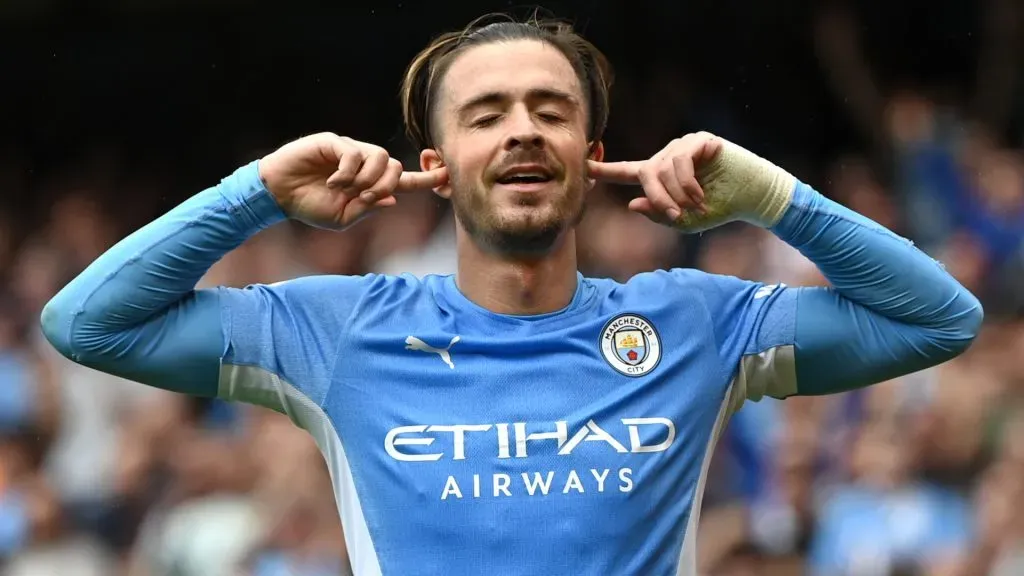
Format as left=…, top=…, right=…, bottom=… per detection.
left=498, top=206, right=567, bottom=233
left=453, top=188, right=581, bottom=256
left=476, top=210, right=568, bottom=257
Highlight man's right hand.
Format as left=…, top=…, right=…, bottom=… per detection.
left=258, top=132, right=448, bottom=230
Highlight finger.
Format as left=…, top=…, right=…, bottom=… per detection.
left=638, top=169, right=682, bottom=222
left=396, top=166, right=449, bottom=191
left=627, top=197, right=672, bottom=225
left=373, top=195, right=398, bottom=208
left=339, top=194, right=388, bottom=226
left=671, top=155, right=707, bottom=213
left=360, top=158, right=404, bottom=203
left=350, top=147, right=390, bottom=193
left=327, top=147, right=364, bottom=189
left=315, top=132, right=347, bottom=167
left=628, top=196, right=654, bottom=215
left=656, top=163, right=695, bottom=213
left=692, top=131, right=724, bottom=164
left=586, top=160, right=643, bottom=184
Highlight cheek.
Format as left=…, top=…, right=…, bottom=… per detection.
left=449, top=134, right=498, bottom=175
left=552, top=136, right=591, bottom=170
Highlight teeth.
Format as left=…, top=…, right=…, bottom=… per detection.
left=502, top=172, right=549, bottom=182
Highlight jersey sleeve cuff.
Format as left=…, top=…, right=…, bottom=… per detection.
left=768, top=181, right=820, bottom=244
left=219, top=160, right=288, bottom=231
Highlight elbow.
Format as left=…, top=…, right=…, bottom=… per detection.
left=964, top=294, right=985, bottom=337
left=40, top=289, right=106, bottom=365
left=40, top=295, right=77, bottom=361
left=41, top=294, right=119, bottom=366
left=935, top=293, right=984, bottom=360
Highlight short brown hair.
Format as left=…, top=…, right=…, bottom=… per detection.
left=400, top=13, right=613, bottom=151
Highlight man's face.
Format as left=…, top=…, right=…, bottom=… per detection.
left=424, top=39, right=601, bottom=256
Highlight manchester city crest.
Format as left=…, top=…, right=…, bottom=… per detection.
left=599, top=314, right=662, bottom=377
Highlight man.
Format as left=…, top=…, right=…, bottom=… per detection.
left=41, top=16, right=982, bottom=576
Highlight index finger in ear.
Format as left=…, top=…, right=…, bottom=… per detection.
left=586, top=160, right=644, bottom=184
left=396, top=166, right=449, bottom=192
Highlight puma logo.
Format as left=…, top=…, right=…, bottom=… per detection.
left=405, top=335, right=461, bottom=369
left=754, top=283, right=785, bottom=300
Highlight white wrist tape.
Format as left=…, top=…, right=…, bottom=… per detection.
left=676, top=139, right=797, bottom=232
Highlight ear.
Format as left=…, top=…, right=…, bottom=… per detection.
left=586, top=141, right=604, bottom=192
left=420, top=148, right=451, bottom=199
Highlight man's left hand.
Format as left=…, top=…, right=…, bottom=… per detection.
left=588, top=132, right=795, bottom=232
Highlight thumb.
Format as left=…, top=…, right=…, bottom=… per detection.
left=396, top=166, right=449, bottom=192
left=587, top=159, right=644, bottom=184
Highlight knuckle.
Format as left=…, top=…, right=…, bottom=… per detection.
left=361, top=144, right=385, bottom=158
left=682, top=133, right=703, bottom=146
left=338, top=156, right=357, bottom=170
left=648, top=191, right=673, bottom=209
left=356, top=164, right=387, bottom=188
left=385, top=163, right=403, bottom=181
left=387, top=161, right=404, bottom=180
left=368, top=174, right=397, bottom=195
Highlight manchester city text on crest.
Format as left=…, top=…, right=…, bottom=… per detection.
left=599, top=314, right=662, bottom=377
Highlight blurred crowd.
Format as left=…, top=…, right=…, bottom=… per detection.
left=3, top=2, right=1024, bottom=576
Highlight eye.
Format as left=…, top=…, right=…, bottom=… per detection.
left=473, top=115, right=501, bottom=128
left=538, top=112, right=565, bottom=123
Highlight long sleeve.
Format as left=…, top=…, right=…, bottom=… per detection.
left=770, top=182, right=983, bottom=395
left=40, top=161, right=286, bottom=396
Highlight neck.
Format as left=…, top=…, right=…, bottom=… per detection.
left=455, top=227, right=579, bottom=315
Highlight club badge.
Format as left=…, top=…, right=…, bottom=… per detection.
left=599, top=314, right=662, bottom=377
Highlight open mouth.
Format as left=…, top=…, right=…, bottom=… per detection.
left=497, top=174, right=553, bottom=185
left=495, top=166, right=555, bottom=186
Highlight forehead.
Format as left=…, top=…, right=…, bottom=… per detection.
left=440, top=39, right=583, bottom=109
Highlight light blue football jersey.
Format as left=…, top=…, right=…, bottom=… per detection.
left=41, top=160, right=980, bottom=575
left=217, top=269, right=798, bottom=576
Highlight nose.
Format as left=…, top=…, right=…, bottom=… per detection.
left=503, top=107, right=545, bottom=151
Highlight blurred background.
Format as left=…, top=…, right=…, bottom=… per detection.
left=2, top=0, right=1024, bottom=574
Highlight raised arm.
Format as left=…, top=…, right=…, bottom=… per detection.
left=769, top=180, right=982, bottom=395
left=40, top=161, right=281, bottom=396
left=589, top=133, right=982, bottom=398
left=41, top=133, right=447, bottom=401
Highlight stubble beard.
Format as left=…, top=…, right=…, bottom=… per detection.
left=448, top=163, right=587, bottom=258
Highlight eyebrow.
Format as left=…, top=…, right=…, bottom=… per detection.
left=455, top=88, right=580, bottom=116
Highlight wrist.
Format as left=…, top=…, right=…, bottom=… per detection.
left=255, top=154, right=293, bottom=213
left=697, top=140, right=796, bottom=228
left=224, top=160, right=288, bottom=230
